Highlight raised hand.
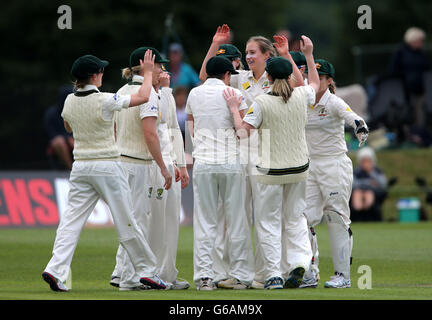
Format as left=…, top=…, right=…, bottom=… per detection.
left=159, top=71, right=170, bottom=87
left=300, top=35, right=313, bottom=56
left=140, top=49, right=155, bottom=74
left=273, top=35, right=289, bottom=56
left=212, top=24, right=231, bottom=45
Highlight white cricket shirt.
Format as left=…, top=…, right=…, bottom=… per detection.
left=186, top=78, right=248, bottom=164
left=306, top=88, right=366, bottom=158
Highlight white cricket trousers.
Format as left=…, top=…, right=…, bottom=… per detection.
left=193, top=161, right=254, bottom=286
left=44, top=160, right=157, bottom=283
left=303, top=154, right=353, bottom=279
left=146, top=162, right=181, bottom=284
left=254, top=180, right=312, bottom=281
left=111, top=160, right=157, bottom=288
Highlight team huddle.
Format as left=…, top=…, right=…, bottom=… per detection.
left=41, top=24, right=369, bottom=292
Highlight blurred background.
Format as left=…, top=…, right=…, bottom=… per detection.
left=1, top=0, right=432, bottom=225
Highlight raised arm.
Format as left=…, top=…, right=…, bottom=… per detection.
left=199, top=24, right=231, bottom=81
left=273, top=35, right=304, bottom=87
left=129, top=49, right=155, bottom=107
left=300, top=35, right=320, bottom=93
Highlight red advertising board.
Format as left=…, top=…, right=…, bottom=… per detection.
left=0, top=171, right=113, bottom=228
left=0, top=169, right=195, bottom=228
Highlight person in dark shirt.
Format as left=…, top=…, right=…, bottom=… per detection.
left=43, top=85, right=74, bottom=170
left=390, top=27, right=430, bottom=137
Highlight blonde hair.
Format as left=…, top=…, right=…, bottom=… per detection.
left=121, top=65, right=142, bottom=79
left=404, top=27, right=426, bottom=44
left=270, top=77, right=293, bottom=103
left=247, top=36, right=277, bottom=58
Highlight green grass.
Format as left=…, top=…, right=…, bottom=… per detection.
left=0, top=222, right=432, bottom=300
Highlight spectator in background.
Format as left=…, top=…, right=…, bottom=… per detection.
left=350, top=147, right=387, bottom=221
left=173, top=86, right=189, bottom=140
left=390, top=27, right=431, bottom=146
left=168, top=43, right=201, bottom=89
left=43, top=85, right=74, bottom=170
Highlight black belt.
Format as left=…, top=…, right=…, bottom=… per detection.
left=74, top=89, right=99, bottom=97
left=256, top=161, right=309, bottom=176
left=121, top=154, right=152, bottom=161
left=128, top=81, right=142, bottom=85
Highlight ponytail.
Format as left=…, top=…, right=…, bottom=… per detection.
left=327, top=76, right=336, bottom=94
left=121, top=65, right=142, bottom=80
left=271, top=78, right=293, bottom=103
left=73, top=78, right=90, bottom=90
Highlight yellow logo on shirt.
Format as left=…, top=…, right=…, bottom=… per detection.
left=346, top=106, right=353, bottom=112
left=247, top=107, right=254, bottom=115
left=242, top=81, right=251, bottom=90
left=309, top=104, right=315, bottom=109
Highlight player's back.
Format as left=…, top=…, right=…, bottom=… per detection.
left=186, top=78, right=246, bottom=164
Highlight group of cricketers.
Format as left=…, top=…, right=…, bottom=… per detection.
left=42, top=23, right=369, bottom=292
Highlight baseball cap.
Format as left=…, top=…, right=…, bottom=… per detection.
left=71, top=55, right=109, bottom=80
left=289, top=51, right=306, bottom=67
left=305, top=59, right=335, bottom=79
left=129, top=47, right=169, bottom=68
left=216, top=44, right=242, bottom=59
left=206, top=56, right=239, bottom=75
left=265, top=56, right=293, bottom=79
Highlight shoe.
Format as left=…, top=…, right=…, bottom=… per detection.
left=170, top=279, right=190, bottom=290
left=299, top=270, right=319, bottom=288
left=284, top=267, right=305, bottom=288
left=197, top=278, right=216, bottom=291
left=250, top=280, right=265, bottom=290
left=217, top=278, right=249, bottom=290
left=324, top=272, right=351, bottom=288
left=213, top=278, right=228, bottom=287
left=119, top=284, right=151, bottom=291
left=264, top=277, right=284, bottom=290
left=110, top=276, right=120, bottom=288
left=42, top=272, right=69, bottom=292
left=140, top=274, right=167, bottom=290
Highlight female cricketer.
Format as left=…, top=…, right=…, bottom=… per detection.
left=42, top=50, right=167, bottom=291
left=300, top=59, right=369, bottom=289
left=199, top=24, right=277, bottom=289
left=109, top=47, right=172, bottom=290
left=224, top=35, right=320, bottom=289
left=145, top=70, right=190, bottom=290
left=187, top=56, right=254, bottom=291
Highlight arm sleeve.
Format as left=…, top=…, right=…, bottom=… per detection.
left=159, top=87, right=172, bottom=123
left=242, top=101, right=263, bottom=129
left=330, top=96, right=368, bottom=130
left=304, top=85, right=316, bottom=106
left=139, top=91, right=159, bottom=119
left=235, top=89, right=248, bottom=111
left=167, top=93, right=186, bottom=167
left=101, top=93, right=131, bottom=121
